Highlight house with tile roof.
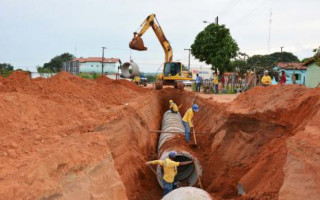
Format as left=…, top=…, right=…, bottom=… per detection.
left=62, top=57, right=121, bottom=75
left=75, top=57, right=121, bottom=74
left=273, top=62, right=307, bottom=85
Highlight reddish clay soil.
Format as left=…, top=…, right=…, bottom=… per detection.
left=0, top=72, right=319, bottom=200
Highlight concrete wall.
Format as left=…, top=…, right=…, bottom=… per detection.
left=31, top=72, right=56, bottom=79
left=306, top=62, right=320, bottom=88
left=79, top=62, right=120, bottom=74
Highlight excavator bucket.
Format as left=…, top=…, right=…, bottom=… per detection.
left=129, top=35, right=147, bottom=51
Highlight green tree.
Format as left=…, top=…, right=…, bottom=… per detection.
left=191, top=23, right=239, bottom=73
left=37, top=66, right=54, bottom=73
left=40, top=53, right=74, bottom=72
left=247, top=51, right=300, bottom=78
left=231, top=59, right=247, bottom=76
left=302, top=57, right=312, bottom=63
left=146, top=75, right=156, bottom=83
left=0, top=63, right=14, bottom=77
left=0, top=63, right=14, bottom=71
left=313, top=46, right=320, bottom=65
left=268, top=52, right=299, bottom=63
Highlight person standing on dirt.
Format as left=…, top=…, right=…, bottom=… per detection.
left=196, top=74, right=202, bottom=92
left=169, top=100, right=179, bottom=114
left=146, top=151, right=193, bottom=197
left=182, top=104, right=199, bottom=143
left=212, top=72, right=218, bottom=94
left=261, top=70, right=272, bottom=86
left=279, top=70, right=286, bottom=85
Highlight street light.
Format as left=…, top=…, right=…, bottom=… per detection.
left=101, top=47, right=107, bottom=75
left=203, top=16, right=219, bottom=24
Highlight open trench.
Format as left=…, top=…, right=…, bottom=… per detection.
left=88, top=88, right=301, bottom=200
left=1, top=73, right=319, bottom=200
left=50, top=87, right=319, bottom=200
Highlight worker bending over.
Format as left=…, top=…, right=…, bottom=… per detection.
left=169, top=100, right=179, bottom=114
left=261, top=70, right=271, bottom=86
left=146, top=151, right=193, bottom=196
left=182, top=104, right=199, bottom=143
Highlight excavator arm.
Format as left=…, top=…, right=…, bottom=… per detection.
left=129, top=14, right=173, bottom=62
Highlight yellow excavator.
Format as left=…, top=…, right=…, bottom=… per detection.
left=129, top=14, right=192, bottom=90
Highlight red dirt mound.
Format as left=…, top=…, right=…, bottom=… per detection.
left=0, top=72, right=153, bottom=199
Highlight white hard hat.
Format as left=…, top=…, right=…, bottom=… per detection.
left=264, top=70, right=268, bottom=73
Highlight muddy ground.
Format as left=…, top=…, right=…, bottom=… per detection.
left=0, top=72, right=319, bottom=200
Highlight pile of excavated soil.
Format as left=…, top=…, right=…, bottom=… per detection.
left=0, top=71, right=157, bottom=200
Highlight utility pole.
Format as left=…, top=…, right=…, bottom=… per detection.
left=268, top=8, right=272, bottom=54
left=280, top=46, right=284, bottom=62
left=215, top=16, right=219, bottom=25
left=184, top=48, right=191, bottom=70
left=101, top=47, right=107, bottom=75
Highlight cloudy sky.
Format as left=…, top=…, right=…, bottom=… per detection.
left=1, top=0, right=319, bottom=72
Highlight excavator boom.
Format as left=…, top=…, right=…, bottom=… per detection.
left=129, top=14, right=173, bottom=62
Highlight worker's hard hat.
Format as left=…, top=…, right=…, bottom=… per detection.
left=169, top=100, right=173, bottom=103
left=264, top=70, right=268, bottom=73
left=169, top=151, right=177, bottom=158
left=192, top=104, right=199, bottom=112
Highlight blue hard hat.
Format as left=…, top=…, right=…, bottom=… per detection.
left=192, top=104, right=199, bottom=112
left=169, top=151, right=177, bottom=158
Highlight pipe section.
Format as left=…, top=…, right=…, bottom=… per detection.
left=156, top=111, right=202, bottom=188
left=121, top=62, right=140, bottom=78
left=161, top=187, right=212, bottom=200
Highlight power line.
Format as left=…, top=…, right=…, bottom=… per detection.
left=218, top=0, right=242, bottom=18
left=230, top=0, right=271, bottom=28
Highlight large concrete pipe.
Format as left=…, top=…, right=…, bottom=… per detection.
left=161, top=187, right=212, bottom=200
left=121, top=62, right=139, bottom=78
left=156, top=111, right=202, bottom=188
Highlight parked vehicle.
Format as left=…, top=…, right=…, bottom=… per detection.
left=183, top=80, right=194, bottom=86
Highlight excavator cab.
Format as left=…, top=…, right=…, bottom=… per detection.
left=164, top=62, right=181, bottom=77
left=129, top=33, right=147, bottom=51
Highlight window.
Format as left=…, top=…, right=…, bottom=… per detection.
left=164, top=62, right=181, bottom=76
left=91, top=65, right=93, bottom=67
left=97, top=65, right=99, bottom=67
left=295, top=74, right=301, bottom=80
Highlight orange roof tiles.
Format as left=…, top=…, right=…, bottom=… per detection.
left=73, top=57, right=120, bottom=63
left=277, top=62, right=307, bottom=70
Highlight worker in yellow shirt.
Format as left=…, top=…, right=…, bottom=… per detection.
left=146, top=151, right=193, bottom=196
left=169, top=100, right=180, bottom=114
left=212, top=72, right=219, bottom=94
left=133, top=76, right=141, bottom=85
left=182, top=104, right=199, bottom=143
left=261, top=70, right=272, bottom=86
